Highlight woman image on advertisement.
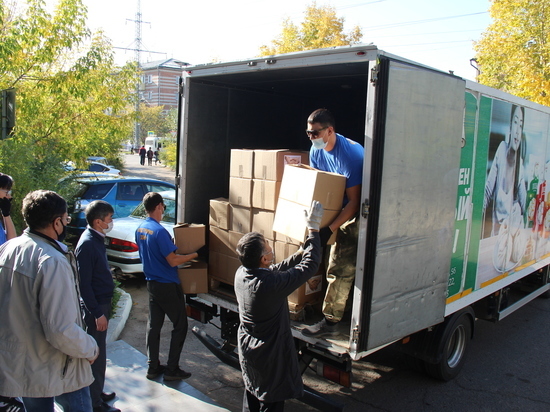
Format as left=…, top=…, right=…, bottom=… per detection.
left=483, top=104, right=527, bottom=271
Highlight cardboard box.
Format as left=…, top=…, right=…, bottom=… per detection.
left=231, top=205, right=252, bottom=234
left=288, top=274, right=324, bottom=306
left=252, top=209, right=276, bottom=240
left=253, top=150, right=309, bottom=181
left=178, top=261, right=208, bottom=294
left=209, top=198, right=231, bottom=230
left=209, top=226, right=234, bottom=256
left=173, top=223, right=206, bottom=254
left=229, top=177, right=252, bottom=207
left=252, top=179, right=281, bottom=211
left=273, top=198, right=340, bottom=244
left=274, top=240, right=300, bottom=264
left=229, top=230, right=244, bottom=253
left=209, top=251, right=241, bottom=286
left=230, top=149, right=254, bottom=179
left=278, top=164, right=346, bottom=211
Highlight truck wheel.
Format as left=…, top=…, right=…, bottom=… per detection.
left=424, top=311, right=472, bottom=381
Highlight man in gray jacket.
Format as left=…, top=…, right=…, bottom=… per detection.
left=0, top=190, right=99, bottom=412
left=234, top=201, right=323, bottom=411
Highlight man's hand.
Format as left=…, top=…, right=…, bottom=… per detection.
left=0, top=197, right=11, bottom=217
left=304, top=200, right=324, bottom=231
left=96, top=315, right=108, bottom=332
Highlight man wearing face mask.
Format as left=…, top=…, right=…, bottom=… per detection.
left=302, top=108, right=364, bottom=338
left=75, top=200, right=120, bottom=412
left=0, top=190, right=98, bottom=412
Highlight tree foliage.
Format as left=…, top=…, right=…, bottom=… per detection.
left=259, top=2, right=362, bottom=56
left=137, top=104, right=172, bottom=143
left=0, top=0, right=138, bottom=230
left=474, top=0, right=550, bottom=105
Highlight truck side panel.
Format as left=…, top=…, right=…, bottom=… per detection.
left=361, top=59, right=465, bottom=351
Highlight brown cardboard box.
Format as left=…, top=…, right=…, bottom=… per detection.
left=173, top=223, right=206, bottom=254
left=229, top=177, right=252, bottom=207
left=252, top=179, right=281, bottom=211
left=209, top=226, right=233, bottom=256
left=230, top=149, right=254, bottom=178
left=288, top=274, right=324, bottom=306
left=209, top=198, right=231, bottom=230
left=178, top=261, right=208, bottom=294
left=253, top=150, right=309, bottom=181
left=278, top=164, right=346, bottom=211
left=274, top=240, right=300, bottom=264
left=273, top=198, right=340, bottom=244
left=231, top=205, right=252, bottom=234
left=228, top=231, right=244, bottom=253
left=252, top=209, right=276, bottom=240
left=209, top=251, right=241, bottom=285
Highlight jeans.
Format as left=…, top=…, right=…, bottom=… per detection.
left=146, top=281, right=188, bottom=370
left=22, top=386, right=92, bottom=412
left=85, top=301, right=112, bottom=407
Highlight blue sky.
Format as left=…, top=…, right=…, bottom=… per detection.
left=75, top=0, right=491, bottom=80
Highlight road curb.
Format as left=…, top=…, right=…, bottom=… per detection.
left=107, top=288, right=132, bottom=344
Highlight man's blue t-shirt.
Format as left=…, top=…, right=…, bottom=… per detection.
left=310, top=133, right=364, bottom=205
left=135, top=217, right=179, bottom=283
left=0, top=225, right=6, bottom=245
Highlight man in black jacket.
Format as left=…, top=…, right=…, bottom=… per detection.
left=234, top=201, right=323, bottom=411
left=75, top=200, right=120, bottom=412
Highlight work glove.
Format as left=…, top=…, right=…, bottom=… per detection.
left=319, top=226, right=333, bottom=246
left=304, top=200, right=324, bottom=230
left=0, top=197, right=12, bottom=217
left=195, top=245, right=208, bottom=261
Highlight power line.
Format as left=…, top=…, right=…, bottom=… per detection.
left=361, top=11, right=488, bottom=31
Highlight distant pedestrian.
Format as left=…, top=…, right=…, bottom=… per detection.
left=0, top=190, right=99, bottom=412
left=139, top=145, right=146, bottom=166
left=154, top=150, right=161, bottom=165
left=147, top=147, right=154, bottom=166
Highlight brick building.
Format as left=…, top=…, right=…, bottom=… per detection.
left=140, top=59, right=189, bottom=110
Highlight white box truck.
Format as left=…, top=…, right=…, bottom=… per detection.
left=174, top=44, right=550, bottom=408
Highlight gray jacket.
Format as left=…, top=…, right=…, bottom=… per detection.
left=235, top=232, right=321, bottom=402
left=0, top=230, right=98, bottom=398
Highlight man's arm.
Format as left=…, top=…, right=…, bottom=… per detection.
left=165, top=251, right=199, bottom=267
left=3, top=215, right=16, bottom=240
left=328, top=184, right=361, bottom=231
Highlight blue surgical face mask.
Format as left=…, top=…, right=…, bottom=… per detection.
left=311, top=137, right=327, bottom=150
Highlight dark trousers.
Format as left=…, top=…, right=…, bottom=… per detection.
left=85, top=301, right=112, bottom=408
left=140, top=155, right=145, bottom=165
left=243, top=390, right=285, bottom=412
left=146, top=281, right=188, bottom=370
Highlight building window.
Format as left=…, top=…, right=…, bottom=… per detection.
left=146, top=74, right=153, bottom=84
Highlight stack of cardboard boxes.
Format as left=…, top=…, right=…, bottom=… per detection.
left=208, top=149, right=347, bottom=312
left=173, top=223, right=208, bottom=294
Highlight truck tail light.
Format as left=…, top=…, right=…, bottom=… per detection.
left=186, top=305, right=208, bottom=323
left=316, top=361, right=352, bottom=387
left=109, top=238, right=139, bottom=252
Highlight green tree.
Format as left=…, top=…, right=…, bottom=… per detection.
left=260, top=2, right=362, bottom=56
left=474, top=0, right=550, bottom=105
left=137, top=103, right=171, bottom=143
left=0, top=0, right=138, bottom=230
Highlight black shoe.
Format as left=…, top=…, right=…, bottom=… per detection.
left=302, top=318, right=340, bottom=338
left=146, top=364, right=166, bottom=380
left=164, top=367, right=192, bottom=381
left=101, top=392, right=116, bottom=402
left=0, top=396, right=25, bottom=412
left=93, top=402, right=120, bottom=412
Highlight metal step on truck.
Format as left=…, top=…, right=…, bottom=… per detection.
left=174, top=44, right=550, bottom=409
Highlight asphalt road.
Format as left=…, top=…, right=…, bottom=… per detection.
left=118, top=154, right=550, bottom=412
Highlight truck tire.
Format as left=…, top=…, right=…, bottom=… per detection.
left=424, top=310, right=473, bottom=381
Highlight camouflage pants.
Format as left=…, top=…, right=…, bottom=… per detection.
left=322, top=216, right=359, bottom=322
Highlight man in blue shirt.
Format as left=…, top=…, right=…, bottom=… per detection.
left=135, top=192, right=199, bottom=381
left=302, top=108, right=364, bottom=338
left=75, top=200, right=120, bottom=412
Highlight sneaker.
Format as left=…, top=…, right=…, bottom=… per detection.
left=302, top=318, right=340, bottom=338
left=146, top=364, right=166, bottom=380
left=164, top=367, right=192, bottom=381
left=0, top=396, right=25, bottom=412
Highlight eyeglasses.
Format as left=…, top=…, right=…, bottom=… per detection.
left=305, top=126, right=327, bottom=137
left=53, top=215, right=72, bottom=224
left=0, top=189, right=12, bottom=195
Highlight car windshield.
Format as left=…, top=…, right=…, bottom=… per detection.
left=130, top=198, right=176, bottom=223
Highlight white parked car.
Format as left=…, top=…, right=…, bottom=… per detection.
left=105, top=190, right=176, bottom=276
left=87, top=161, right=121, bottom=175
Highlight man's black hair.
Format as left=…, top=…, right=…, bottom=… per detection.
left=236, top=232, right=268, bottom=269
left=308, top=108, right=335, bottom=129
left=0, top=173, right=14, bottom=190
left=143, top=192, right=163, bottom=212
left=22, top=190, right=67, bottom=230
left=85, top=200, right=115, bottom=226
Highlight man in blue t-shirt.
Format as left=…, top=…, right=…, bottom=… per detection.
left=135, top=192, right=199, bottom=381
left=302, top=108, right=364, bottom=338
